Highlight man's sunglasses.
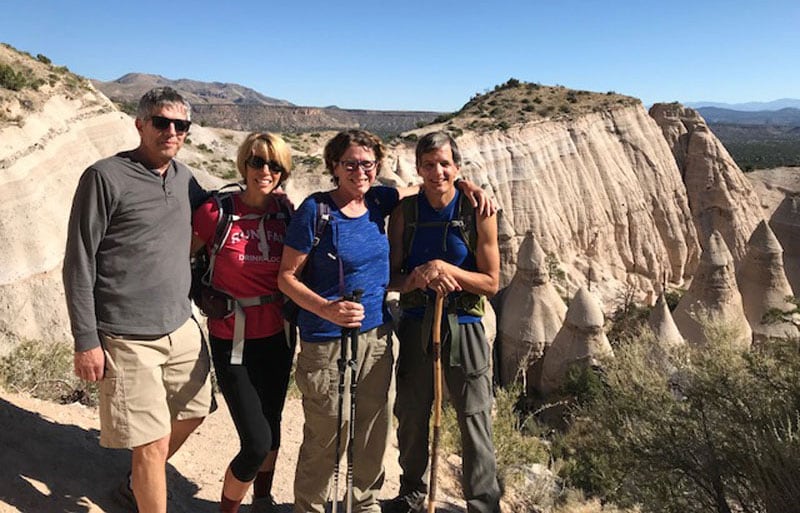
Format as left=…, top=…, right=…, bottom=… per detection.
left=246, top=155, right=285, bottom=174
left=150, top=115, right=192, bottom=133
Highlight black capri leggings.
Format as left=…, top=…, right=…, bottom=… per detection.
left=210, top=331, right=295, bottom=482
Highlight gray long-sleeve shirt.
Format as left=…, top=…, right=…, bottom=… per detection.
left=63, top=152, right=207, bottom=352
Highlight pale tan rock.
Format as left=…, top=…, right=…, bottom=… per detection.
left=647, top=292, right=685, bottom=349
left=649, top=103, right=762, bottom=266
left=737, top=220, right=798, bottom=342
left=390, top=105, right=701, bottom=301
left=496, top=233, right=567, bottom=391
left=539, top=287, right=613, bottom=397
left=770, top=195, right=800, bottom=296
left=0, top=88, right=225, bottom=349
left=672, top=231, right=752, bottom=349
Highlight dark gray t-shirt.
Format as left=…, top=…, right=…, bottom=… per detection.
left=63, top=152, right=207, bottom=351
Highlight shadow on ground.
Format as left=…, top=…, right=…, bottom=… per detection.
left=0, top=397, right=215, bottom=512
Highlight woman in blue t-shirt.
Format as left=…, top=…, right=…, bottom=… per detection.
left=278, top=130, right=492, bottom=513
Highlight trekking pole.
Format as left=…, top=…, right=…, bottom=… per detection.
left=428, top=293, right=445, bottom=513
left=344, top=288, right=363, bottom=513
left=332, top=309, right=348, bottom=513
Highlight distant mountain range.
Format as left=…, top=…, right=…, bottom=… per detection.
left=91, top=72, right=294, bottom=107
left=685, top=98, right=800, bottom=111
left=92, top=72, right=439, bottom=135
left=697, top=107, right=800, bottom=126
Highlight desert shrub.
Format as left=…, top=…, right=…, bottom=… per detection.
left=559, top=332, right=800, bottom=513
left=0, top=338, right=98, bottom=406
left=36, top=53, right=52, bottom=65
left=0, top=63, right=29, bottom=91
left=433, top=112, right=456, bottom=124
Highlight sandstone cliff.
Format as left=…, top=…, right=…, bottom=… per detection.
left=650, top=103, right=763, bottom=265
left=0, top=90, right=136, bottom=346
left=390, top=103, right=701, bottom=305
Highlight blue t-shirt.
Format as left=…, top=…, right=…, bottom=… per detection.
left=403, top=189, right=480, bottom=323
left=284, top=186, right=400, bottom=341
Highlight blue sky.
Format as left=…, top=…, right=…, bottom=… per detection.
left=2, top=0, right=797, bottom=111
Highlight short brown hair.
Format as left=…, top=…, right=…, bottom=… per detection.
left=323, top=130, right=385, bottom=183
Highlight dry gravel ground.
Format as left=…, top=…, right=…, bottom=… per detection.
left=0, top=387, right=467, bottom=513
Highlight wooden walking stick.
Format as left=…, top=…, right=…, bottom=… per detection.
left=428, top=293, right=445, bottom=513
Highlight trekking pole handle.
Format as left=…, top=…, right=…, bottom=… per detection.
left=344, top=288, right=364, bottom=303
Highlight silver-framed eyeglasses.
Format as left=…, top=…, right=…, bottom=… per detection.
left=339, top=159, right=377, bottom=172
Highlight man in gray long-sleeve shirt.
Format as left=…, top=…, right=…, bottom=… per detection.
left=63, top=87, right=213, bottom=513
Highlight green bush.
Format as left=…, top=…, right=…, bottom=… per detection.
left=0, top=63, right=29, bottom=91
left=560, top=334, right=800, bottom=513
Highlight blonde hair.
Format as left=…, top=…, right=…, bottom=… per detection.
left=236, top=132, right=293, bottom=184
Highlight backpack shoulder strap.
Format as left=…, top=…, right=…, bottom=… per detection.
left=400, top=194, right=419, bottom=273
left=203, top=190, right=237, bottom=286
left=455, top=191, right=478, bottom=257
left=312, top=192, right=332, bottom=248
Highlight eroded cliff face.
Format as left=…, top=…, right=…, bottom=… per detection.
left=0, top=90, right=137, bottom=345
left=650, top=103, right=763, bottom=265
left=391, top=105, right=701, bottom=304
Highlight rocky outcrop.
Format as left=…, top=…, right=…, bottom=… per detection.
left=496, top=233, right=567, bottom=391
left=737, top=220, right=798, bottom=342
left=539, top=287, right=613, bottom=397
left=392, top=104, right=701, bottom=304
left=647, top=292, right=685, bottom=349
left=770, top=195, right=800, bottom=296
left=649, top=103, right=762, bottom=265
left=672, top=231, right=752, bottom=349
left=0, top=90, right=137, bottom=347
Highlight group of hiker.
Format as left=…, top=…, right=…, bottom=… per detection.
left=63, top=87, right=502, bottom=513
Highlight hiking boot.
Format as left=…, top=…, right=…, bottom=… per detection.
left=250, top=495, right=278, bottom=513
left=113, top=474, right=138, bottom=512
left=383, top=494, right=425, bottom=513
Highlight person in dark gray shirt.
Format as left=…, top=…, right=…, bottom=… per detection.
left=63, top=87, right=213, bottom=513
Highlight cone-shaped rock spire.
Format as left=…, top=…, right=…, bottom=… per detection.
left=673, top=230, right=752, bottom=348
left=539, top=287, right=613, bottom=396
left=497, top=233, right=567, bottom=392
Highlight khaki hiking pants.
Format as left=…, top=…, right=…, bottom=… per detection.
left=293, top=324, right=393, bottom=513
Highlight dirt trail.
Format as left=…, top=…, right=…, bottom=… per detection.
left=0, top=387, right=466, bottom=513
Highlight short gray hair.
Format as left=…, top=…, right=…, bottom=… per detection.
left=415, top=131, right=461, bottom=167
left=136, top=87, right=191, bottom=121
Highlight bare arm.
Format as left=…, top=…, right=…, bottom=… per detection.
left=190, top=234, right=206, bottom=254
left=277, top=245, right=364, bottom=328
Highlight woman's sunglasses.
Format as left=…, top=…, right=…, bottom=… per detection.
left=246, top=155, right=285, bottom=174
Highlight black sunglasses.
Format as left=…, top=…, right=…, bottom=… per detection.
left=150, top=115, right=192, bottom=133
left=246, top=155, right=285, bottom=174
